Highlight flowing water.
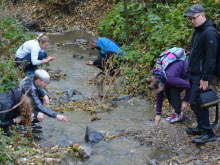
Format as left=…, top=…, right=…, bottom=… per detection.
left=35, top=30, right=161, bottom=164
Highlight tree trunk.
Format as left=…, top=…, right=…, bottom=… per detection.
left=124, top=0, right=130, bottom=46
left=0, top=0, right=3, bottom=50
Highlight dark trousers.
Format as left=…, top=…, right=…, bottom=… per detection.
left=93, top=51, right=119, bottom=76
left=165, top=87, right=183, bottom=115
left=16, top=51, right=47, bottom=72
left=188, top=74, right=214, bottom=137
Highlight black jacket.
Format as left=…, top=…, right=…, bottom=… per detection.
left=188, top=19, right=219, bottom=81
left=0, top=89, right=22, bottom=128
left=18, top=76, right=57, bottom=118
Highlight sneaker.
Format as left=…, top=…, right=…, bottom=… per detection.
left=185, top=127, right=204, bottom=135
left=193, top=133, right=216, bottom=143
left=26, top=70, right=35, bottom=75
left=166, top=111, right=184, bottom=123
left=31, top=123, right=43, bottom=131
left=19, top=125, right=27, bottom=133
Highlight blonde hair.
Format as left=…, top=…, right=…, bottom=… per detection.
left=19, top=95, right=32, bottom=126
left=146, top=76, right=160, bottom=91
left=37, top=33, right=50, bottom=44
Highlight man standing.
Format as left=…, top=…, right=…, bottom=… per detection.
left=184, top=4, right=219, bottom=143
left=85, top=36, right=123, bottom=76
left=18, top=69, right=68, bottom=131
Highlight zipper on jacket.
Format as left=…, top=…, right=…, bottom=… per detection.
left=188, top=32, right=199, bottom=73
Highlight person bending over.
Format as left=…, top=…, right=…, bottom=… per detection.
left=0, top=89, right=32, bottom=137
left=18, top=69, right=68, bottom=131
left=86, top=36, right=123, bottom=76
left=15, top=33, right=54, bottom=75
left=146, top=60, right=190, bottom=125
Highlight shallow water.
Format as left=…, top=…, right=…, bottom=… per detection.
left=36, top=30, right=161, bottom=164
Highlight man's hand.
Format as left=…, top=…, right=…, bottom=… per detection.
left=43, top=95, right=50, bottom=105
left=56, top=115, right=68, bottom=122
left=13, top=118, right=21, bottom=124
left=181, top=101, right=189, bottom=111
left=154, top=115, right=161, bottom=125
left=199, top=80, right=208, bottom=91
left=47, top=56, right=55, bottom=62
left=86, top=61, right=93, bottom=65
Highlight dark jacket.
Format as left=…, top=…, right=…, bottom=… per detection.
left=156, top=59, right=190, bottom=115
left=0, top=89, right=22, bottom=128
left=188, top=19, right=219, bottom=81
left=18, top=76, right=57, bottom=118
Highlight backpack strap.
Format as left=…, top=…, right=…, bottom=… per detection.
left=181, top=60, right=185, bottom=79
left=201, top=25, right=218, bottom=39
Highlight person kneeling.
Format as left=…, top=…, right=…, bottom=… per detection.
left=18, top=69, right=68, bottom=131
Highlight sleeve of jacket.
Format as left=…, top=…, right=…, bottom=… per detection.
left=30, top=87, right=57, bottom=118
left=202, top=30, right=218, bottom=81
left=38, top=87, right=48, bottom=97
left=156, top=91, right=164, bottom=115
left=0, top=114, right=14, bottom=128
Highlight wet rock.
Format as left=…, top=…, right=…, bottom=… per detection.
left=159, top=163, right=168, bottom=165
left=200, top=146, right=205, bottom=150
left=195, top=159, right=203, bottom=165
left=73, top=53, right=84, bottom=59
left=85, top=126, right=105, bottom=144
left=177, top=155, right=186, bottom=163
left=69, top=95, right=85, bottom=102
left=114, top=77, right=125, bottom=93
left=112, top=130, right=123, bottom=137
left=163, top=146, right=170, bottom=150
left=68, top=140, right=73, bottom=145
left=59, top=95, right=70, bottom=102
left=96, top=109, right=101, bottom=113
left=160, top=154, right=168, bottom=159
left=76, top=39, right=88, bottom=44
left=118, top=95, right=132, bottom=100
left=210, top=156, right=218, bottom=162
left=149, top=159, right=157, bottom=165
left=79, top=146, right=94, bottom=159
left=186, top=163, right=194, bottom=165
left=99, top=92, right=115, bottom=98
left=67, top=89, right=83, bottom=97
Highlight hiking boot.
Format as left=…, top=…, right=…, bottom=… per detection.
left=26, top=70, right=35, bottom=75
left=193, top=133, right=216, bottom=143
left=185, top=127, right=204, bottom=135
left=166, top=111, right=184, bottom=123
left=19, top=125, right=27, bottom=133
left=31, top=123, right=43, bottom=131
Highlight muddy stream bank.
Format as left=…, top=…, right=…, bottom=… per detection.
left=35, top=30, right=166, bottom=165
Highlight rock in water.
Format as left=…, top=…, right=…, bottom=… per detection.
left=85, top=126, right=105, bottom=144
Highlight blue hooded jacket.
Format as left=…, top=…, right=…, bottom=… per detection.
left=96, top=37, right=123, bottom=59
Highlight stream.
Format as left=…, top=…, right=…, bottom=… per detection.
left=35, top=30, right=163, bottom=165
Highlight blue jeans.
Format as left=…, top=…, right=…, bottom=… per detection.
left=16, top=51, right=47, bottom=72
left=188, top=74, right=214, bottom=137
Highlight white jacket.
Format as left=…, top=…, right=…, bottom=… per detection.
left=15, top=39, right=45, bottom=65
